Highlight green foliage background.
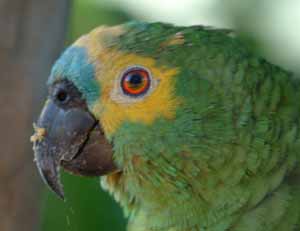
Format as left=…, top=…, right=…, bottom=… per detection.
left=41, top=1, right=131, bottom=230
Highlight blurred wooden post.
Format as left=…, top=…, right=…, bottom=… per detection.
left=0, top=0, right=69, bottom=230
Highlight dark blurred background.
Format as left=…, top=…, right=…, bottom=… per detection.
left=0, top=0, right=299, bottom=230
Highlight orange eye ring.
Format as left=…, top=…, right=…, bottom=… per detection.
left=121, top=67, right=151, bottom=96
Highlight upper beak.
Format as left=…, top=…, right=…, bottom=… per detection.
left=31, top=100, right=117, bottom=199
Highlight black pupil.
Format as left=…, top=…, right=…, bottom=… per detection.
left=56, top=90, right=68, bottom=102
left=128, top=73, right=143, bottom=86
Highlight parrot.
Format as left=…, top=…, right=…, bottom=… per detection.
left=31, top=22, right=300, bottom=231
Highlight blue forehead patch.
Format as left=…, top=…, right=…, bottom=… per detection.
left=48, top=46, right=100, bottom=105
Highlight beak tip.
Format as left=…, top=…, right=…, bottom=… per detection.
left=44, top=177, right=65, bottom=200
left=36, top=160, right=65, bottom=201
left=56, top=189, right=65, bottom=201
left=44, top=176, right=65, bottom=200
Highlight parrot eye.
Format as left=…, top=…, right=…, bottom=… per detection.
left=120, top=67, right=151, bottom=97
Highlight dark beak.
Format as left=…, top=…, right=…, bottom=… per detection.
left=31, top=100, right=116, bottom=200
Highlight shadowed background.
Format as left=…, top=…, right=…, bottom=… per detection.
left=0, top=0, right=299, bottom=230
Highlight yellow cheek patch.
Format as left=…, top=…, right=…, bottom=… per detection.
left=75, top=26, right=181, bottom=136
left=97, top=53, right=180, bottom=136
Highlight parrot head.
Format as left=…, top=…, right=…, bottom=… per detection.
left=31, top=22, right=300, bottom=230
left=31, top=22, right=187, bottom=199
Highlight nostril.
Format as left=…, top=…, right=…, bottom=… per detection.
left=56, top=90, right=69, bottom=102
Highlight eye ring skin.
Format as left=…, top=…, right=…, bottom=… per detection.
left=110, top=65, right=159, bottom=104
left=120, top=66, right=151, bottom=97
